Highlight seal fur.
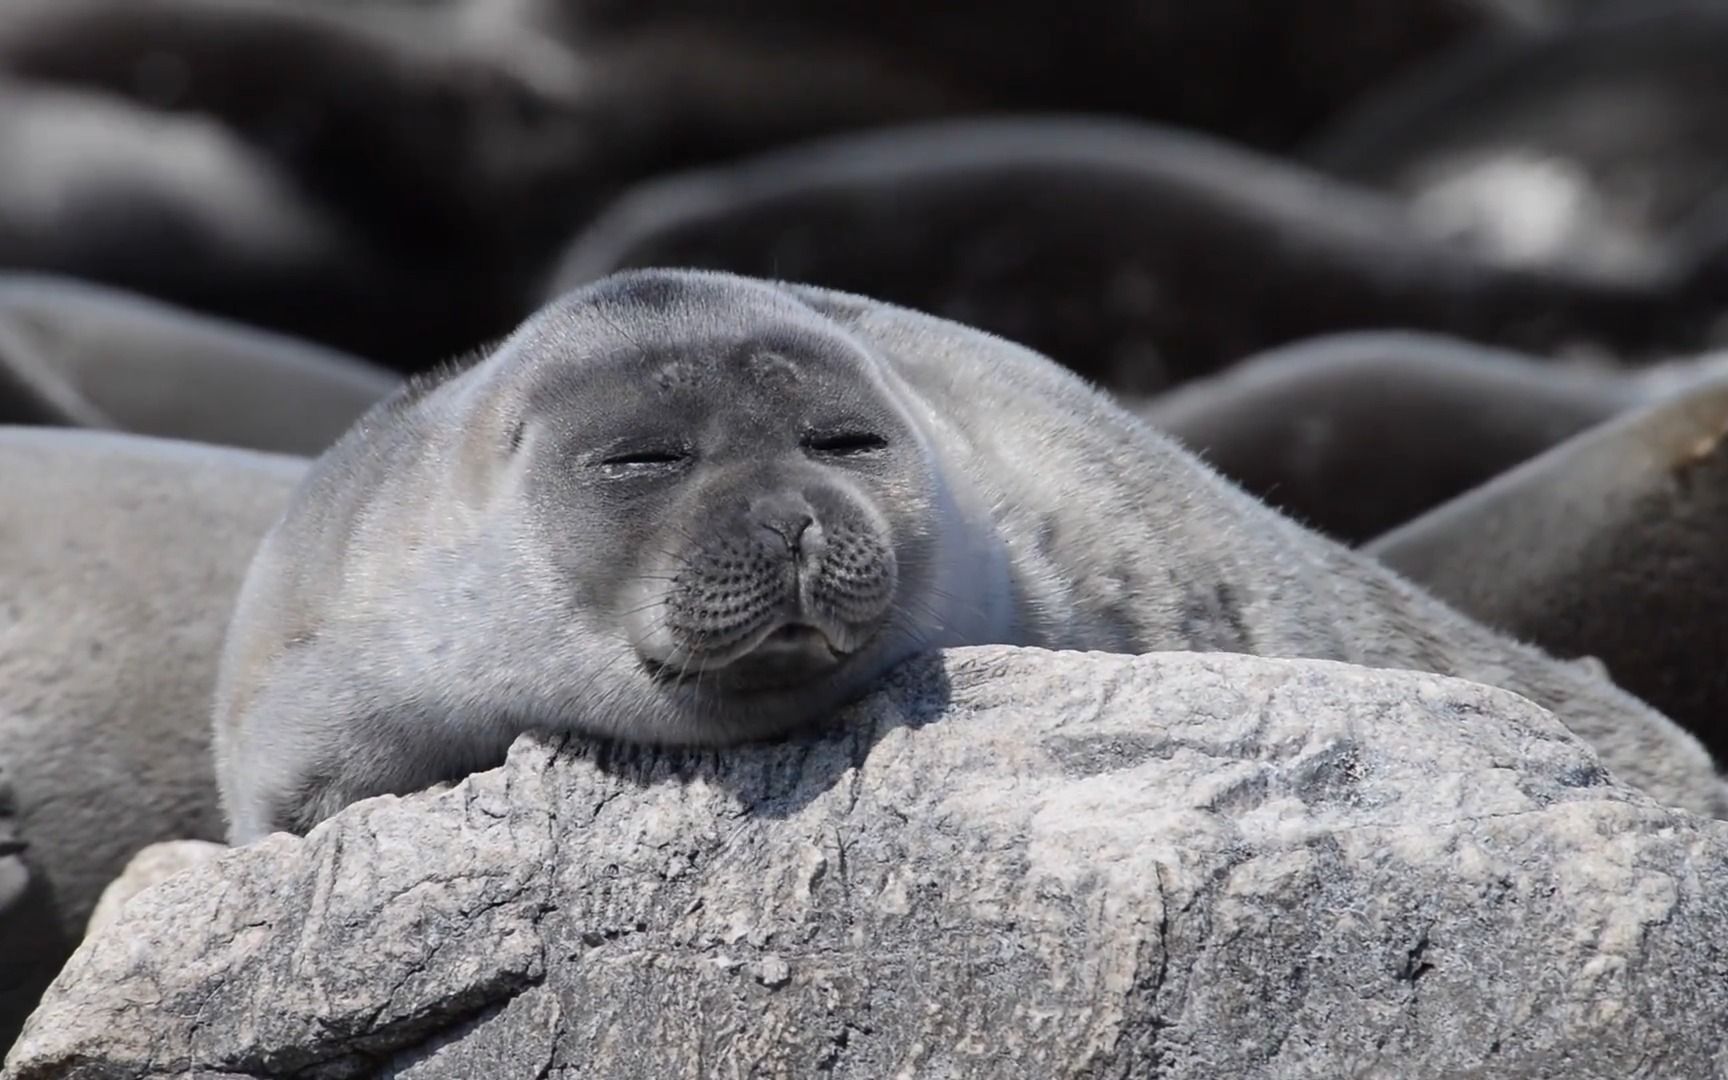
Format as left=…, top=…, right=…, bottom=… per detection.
left=214, top=269, right=1728, bottom=842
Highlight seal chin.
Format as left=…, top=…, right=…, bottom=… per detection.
left=714, top=624, right=850, bottom=692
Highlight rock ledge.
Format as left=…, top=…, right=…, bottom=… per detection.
left=8, top=647, right=1727, bottom=1079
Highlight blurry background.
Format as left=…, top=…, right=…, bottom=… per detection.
left=5, top=0, right=1728, bottom=383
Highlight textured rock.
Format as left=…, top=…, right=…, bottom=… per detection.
left=83, top=840, right=226, bottom=940
left=10, top=648, right=1728, bottom=1079
left=0, top=428, right=306, bottom=1053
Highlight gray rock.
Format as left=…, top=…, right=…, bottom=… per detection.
left=82, top=840, right=226, bottom=940
left=0, top=427, right=306, bottom=1053
left=10, top=648, right=1727, bottom=1079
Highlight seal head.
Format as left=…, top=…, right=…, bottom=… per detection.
left=213, top=269, right=1017, bottom=843
left=500, top=284, right=951, bottom=740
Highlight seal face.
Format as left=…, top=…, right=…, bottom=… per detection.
left=214, top=269, right=1014, bottom=841
left=508, top=302, right=943, bottom=729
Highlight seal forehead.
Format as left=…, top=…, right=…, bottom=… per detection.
left=648, top=345, right=807, bottom=394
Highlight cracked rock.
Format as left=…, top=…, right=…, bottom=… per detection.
left=8, top=648, right=1728, bottom=1078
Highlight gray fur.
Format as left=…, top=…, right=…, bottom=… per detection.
left=0, top=426, right=307, bottom=1053
left=214, top=270, right=1728, bottom=843
left=0, top=274, right=401, bottom=454
left=1136, top=331, right=1640, bottom=542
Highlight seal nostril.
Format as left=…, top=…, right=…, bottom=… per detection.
left=760, top=513, right=817, bottom=554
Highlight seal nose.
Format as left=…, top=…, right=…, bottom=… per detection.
left=749, top=492, right=825, bottom=560
left=759, top=512, right=816, bottom=554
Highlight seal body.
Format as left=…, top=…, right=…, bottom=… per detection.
left=1137, top=332, right=1641, bottom=542
left=1370, top=374, right=1728, bottom=761
left=1308, top=4, right=1728, bottom=283
left=548, top=118, right=1710, bottom=396
left=0, top=274, right=399, bottom=454
left=214, top=270, right=1727, bottom=842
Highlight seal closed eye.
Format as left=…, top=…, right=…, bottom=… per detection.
left=212, top=268, right=1728, bottom=843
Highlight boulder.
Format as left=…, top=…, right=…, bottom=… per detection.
left=10, top=648, right=1727, bottom=1078
left=83, top=840, right=226, bottom=940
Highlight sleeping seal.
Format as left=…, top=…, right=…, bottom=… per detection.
left=213, top=269, right=1727, bottom=842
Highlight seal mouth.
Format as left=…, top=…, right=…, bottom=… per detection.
left=642, top=620, right=859, bottom=693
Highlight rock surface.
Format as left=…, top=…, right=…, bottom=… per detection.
left=10, top=647, right=1727, bottom=1079
left=82, top=840, right=226, bottom=940
left=0, top=428, right=307, bottom=1053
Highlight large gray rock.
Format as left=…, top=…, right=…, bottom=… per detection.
left=0, top=428, right=307, bottom=1053
left=10, top=648, right=1726, bottom=1079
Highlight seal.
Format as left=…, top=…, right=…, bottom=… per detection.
left=0, top=426, right=306, bottom=1053
left=1368, top=373, right=1728, bottom=762
left=1139, top=331, right=1640, bottom=542
left=548, top=117, right=1723, bottom=396
left=0, top=274, right=400, bottom=455
left=518, top=0, right=1514, bottom=150
left=0, top=0, right=968, bottom=366
left=213, top=269, right=1728, bottom=843
left=1306, top=3, right=1728, bottom=284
